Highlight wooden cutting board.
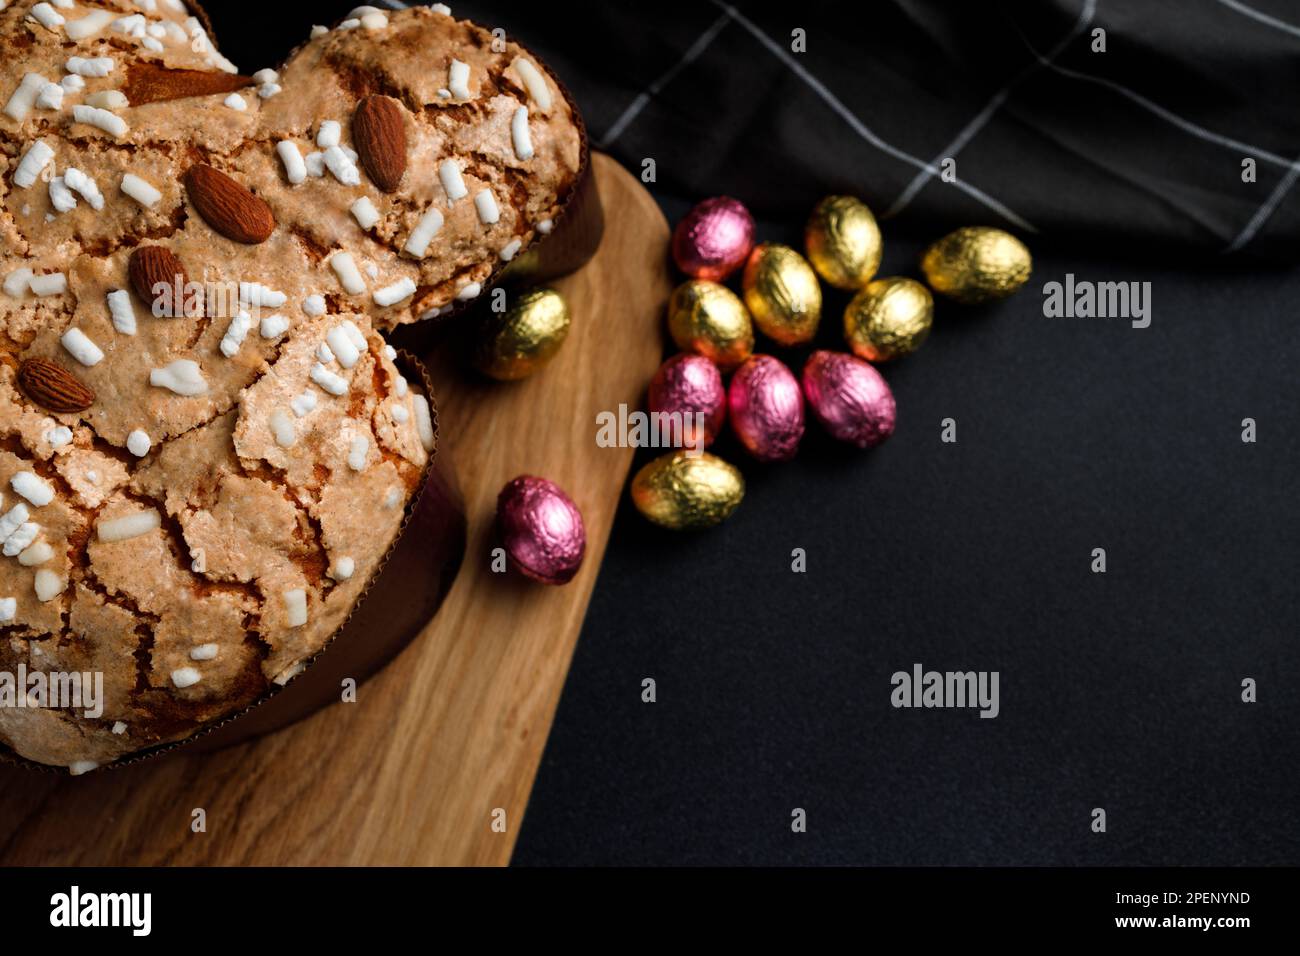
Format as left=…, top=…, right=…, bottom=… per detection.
left=0, top=153, right=669, bottom=866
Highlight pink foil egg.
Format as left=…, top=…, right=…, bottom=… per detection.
left=728, top=355, right=805, bottom=462
left=801, top=350, right=897, bottom=449
left=496, top=476, right=586, bottom=585
left=671, top=196, right=755, bottom=281
left=647, top=353, right=727, bottom=450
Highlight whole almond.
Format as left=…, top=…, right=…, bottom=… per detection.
left=18, top=358, right=95, bottom=413
left=129, top=246, right=190, bottom=317
left=184, top=164, right=275, bottom=244
left=122, top=62, right=253, bottom=107
left=352, top=95, right=407, bottom=193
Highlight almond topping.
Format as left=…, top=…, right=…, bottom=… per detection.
left=17, top=358, right=94, bottom=413
left=184, top=164, right=276, bottom=244
left=129, top=246, right=190, bottom=317
left=121, top=62, right=253, bottom=106
left=352, top=95, right=407, bottom=193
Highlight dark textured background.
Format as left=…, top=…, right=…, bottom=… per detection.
left=213, top=1, right=1299, bottom=865
left=517, top=229, right=1300, bottom=866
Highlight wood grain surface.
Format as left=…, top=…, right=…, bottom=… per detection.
left=0, top=153, right=669, bottom=866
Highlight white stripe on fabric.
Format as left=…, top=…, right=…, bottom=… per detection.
left=598, top=11, right=734, bottom=148
left=1225, top=157, right=1300, bottom=252
left=1013, top=19, right=1293, bottom=170
left=712, top=1, right=1037, bottom=232
left=1215, top=0, right=1300, bottom=41
left=885, top=0, right=1097, bottom=219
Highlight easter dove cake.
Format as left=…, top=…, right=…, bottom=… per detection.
left=0, top=1, right=584, bottom=770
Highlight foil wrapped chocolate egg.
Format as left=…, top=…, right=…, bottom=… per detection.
left=804, top=195, right=883, bottom=290
left=496, top=475, right=586, bottom=584
left=473, top=287, right=570, bottom=381
left=727, top=354, right=805, bottom=462
left=801, top=350, right=896, bottom=449
left=671, top=196, right=755, bottom=281
left=631, top=450, right=744, bottom=531
left=647, top=353, right=727, bottom=449
left=843, top=276, right=933, bottom=362
left=667, top=279, right=754, bottom=372
left=742, top=243, right=822, bottom=346
left=920, top=226, right=1032, bottom=304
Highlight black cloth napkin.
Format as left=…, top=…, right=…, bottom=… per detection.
left=379, top=0, right=1300, bottom=260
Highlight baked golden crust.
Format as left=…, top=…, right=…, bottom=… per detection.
left=0, top=4, right=576, bottom=769
left=0, top=4, right=582, bottom=329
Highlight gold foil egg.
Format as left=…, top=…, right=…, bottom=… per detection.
left=631, top=450, right=744, bottom=531
left=473, top=287, right=570, bottom=381
left=804, top=195, right=883, bottom=290
left=741, top=243, right=822, bottom=346
left=843, top=276, right=933, bottom=362
left=920, top=226, right=1032, bottom=304
left=667, top=279, right=755, bottom=372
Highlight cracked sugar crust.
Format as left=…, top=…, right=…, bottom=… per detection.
left=0, top=5, right=469, bottom=769
left=0, top=4, right=583, bottom=331
left=247, top=12, right=583, bottom=324
left=0, top=307, right=428, bottom=769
